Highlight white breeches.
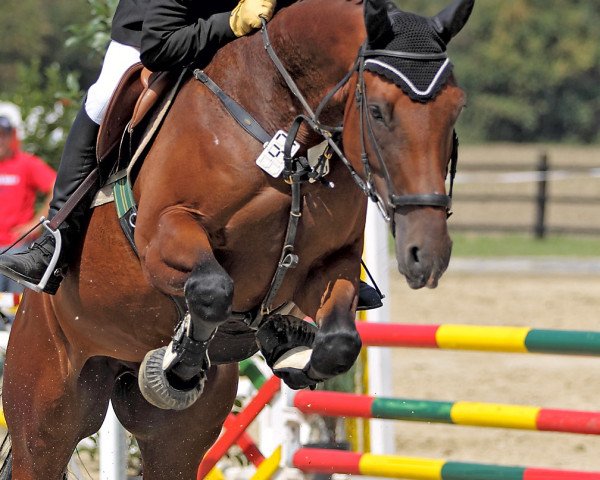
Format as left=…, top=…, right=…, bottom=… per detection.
left=85, top=41, right=141, bottom=125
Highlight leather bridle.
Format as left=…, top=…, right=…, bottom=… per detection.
left=262, top=27, right=460, bottom=222
left=355, top=45, right=459, bottom=222
left=193, top=21, right=460, bottom=319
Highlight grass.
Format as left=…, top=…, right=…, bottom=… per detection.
left=450, top=234, right=600, bottom=257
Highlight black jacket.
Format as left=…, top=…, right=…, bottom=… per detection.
left=140, top=1, right=239, bottom=71
left=112, top=0, right=297, bottom=71
left=111, top=0, right=151, bottom=48
left=112, top=0, right=238, bottom=71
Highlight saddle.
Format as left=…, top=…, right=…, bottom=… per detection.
left=47, top=64, right=180, bottom=235
left=96, top=63, right=177, bottom=165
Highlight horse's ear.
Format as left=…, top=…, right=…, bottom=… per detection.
left=364, top=0, right=394, bottom=48
left=430, top=0, right=475, bottom=45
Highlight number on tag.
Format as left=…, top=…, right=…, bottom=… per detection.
left=256, top=130, right=300, bottom=178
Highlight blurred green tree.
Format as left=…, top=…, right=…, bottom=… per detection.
left=7, top=61, right=81, bottom=169
left=397, top=0, right=600, bottom=143
left=0, top=0, right=117, bottom=167
left=0, top=0, right=99, bottom=93
left=66, top=0, right=119, bottom=59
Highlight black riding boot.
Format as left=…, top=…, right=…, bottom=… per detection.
left=357, top=280, right=383, bottom=310
left=0, top=108, right=99, bottom=294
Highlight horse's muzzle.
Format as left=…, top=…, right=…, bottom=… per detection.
left=393, top=209, right=452, bottom=289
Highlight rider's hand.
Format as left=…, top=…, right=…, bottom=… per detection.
left=230, top=0, right=277, bottom=37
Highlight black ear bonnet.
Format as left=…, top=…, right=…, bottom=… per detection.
left=364, top=11, right=453, bottom=103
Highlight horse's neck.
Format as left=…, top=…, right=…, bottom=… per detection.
left=207, top=0, right=365, bottom=144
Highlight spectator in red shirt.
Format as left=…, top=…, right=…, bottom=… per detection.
left=0, top=102, right=56, bottom=293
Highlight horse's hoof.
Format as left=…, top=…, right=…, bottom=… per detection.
left=256, top=314, right=317, bottom=368
left=138, top=346, right=205, bottom=411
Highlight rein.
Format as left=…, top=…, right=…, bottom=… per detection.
left=260, top=21, right=458, bottom=220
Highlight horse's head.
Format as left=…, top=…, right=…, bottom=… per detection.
left=342, top=0, right=473, bottom=289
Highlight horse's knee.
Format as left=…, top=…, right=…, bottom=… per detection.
left=184, top=261, right=234, bottom=326
left=310, top=327, right=362, bottom=377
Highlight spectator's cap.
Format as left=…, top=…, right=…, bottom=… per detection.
left=0, top=102, right=24, bottom=139
left=0, top=116, right=13, bottom=131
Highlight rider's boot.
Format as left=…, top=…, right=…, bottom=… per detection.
left=0, top=107, right=99, bottom=294
left=357, top=280, right=383, bottom=310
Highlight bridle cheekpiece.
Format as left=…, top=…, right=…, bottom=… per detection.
left=356, top=44, right=458, bottom=221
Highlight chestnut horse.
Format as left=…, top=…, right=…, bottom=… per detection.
left=1, top=0, right=472, bottom=478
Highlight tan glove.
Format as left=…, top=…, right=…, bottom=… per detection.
left=230, top=0, right=277, bottom=37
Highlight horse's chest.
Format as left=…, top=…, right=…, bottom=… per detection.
left=222, top=187, right=364, bottom=274
left=253, top=189, right=362, bottom=255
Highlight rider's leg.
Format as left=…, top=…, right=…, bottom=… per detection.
left=358, top=279, right=383, bottom=310
left=0, top=107, right=99, bottom=294
left=0, top=41, right=140, bottom=294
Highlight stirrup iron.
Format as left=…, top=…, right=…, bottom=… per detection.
left=18, top=218, right=63, bottom=293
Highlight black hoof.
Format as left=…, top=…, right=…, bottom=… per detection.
left=256, top=314, right=317, bottom=368
left=256, top=315, right=323, bottom=389
left=138, top=346, right=205, bottom=410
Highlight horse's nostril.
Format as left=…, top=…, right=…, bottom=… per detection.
left=409, top=246, right=420, bottom=264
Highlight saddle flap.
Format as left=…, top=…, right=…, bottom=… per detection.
left=96, top=62, right=145, bottom=163
left=97, top=65, right=178, bottom=165
left=129, top=70, right=175, bottom=131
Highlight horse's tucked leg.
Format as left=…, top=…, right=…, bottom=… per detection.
left=168, top=256, right=234, bottom=380
left=3, top=296, right=114, bottom=479
left=257, top=254, right=363, bottom=390
left=138, top=210, right=233, bottom=410
left=310, top=278, right=362, bottom=378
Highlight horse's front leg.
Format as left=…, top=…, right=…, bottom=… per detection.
left=258, top=253, right=363, bottom=389
left=137, top=208, right=233, bottom=410
left=308, top=280, right=362, bottom=379
left=309, top=259, right=363, bottom=381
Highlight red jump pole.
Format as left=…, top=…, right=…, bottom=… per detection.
left=197, top=375, right=281, bottom=479
left=357, top=322, right=439, bottom=348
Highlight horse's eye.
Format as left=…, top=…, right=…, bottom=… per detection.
left=368, top=104, right=385, bottom=122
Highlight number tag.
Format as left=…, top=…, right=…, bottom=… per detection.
left=256, top=130, right=300, bottom=178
